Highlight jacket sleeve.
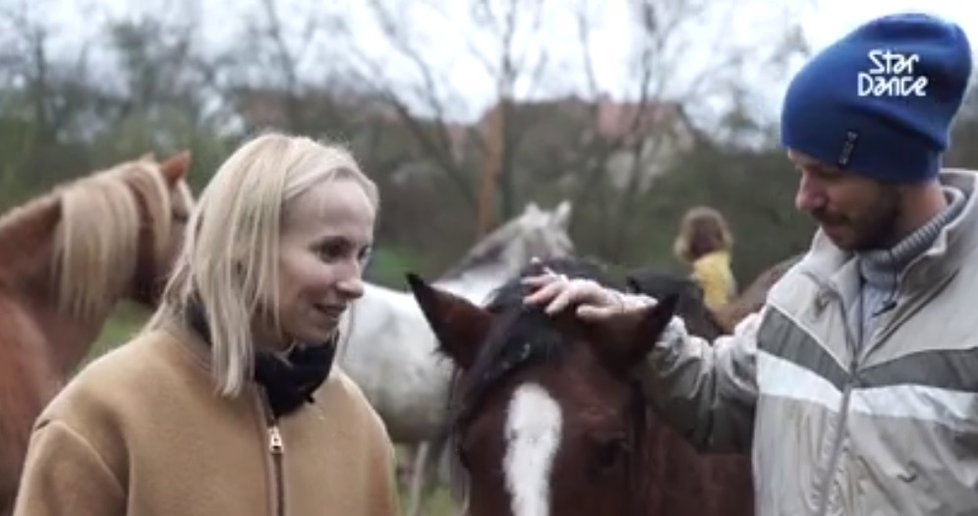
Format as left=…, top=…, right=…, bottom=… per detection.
left=13, top=420, right=125, bottom=516
left=635, top=307, right=764, bottom=453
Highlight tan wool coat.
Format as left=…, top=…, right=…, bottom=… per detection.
left=13, top=317, right=401, bottom=516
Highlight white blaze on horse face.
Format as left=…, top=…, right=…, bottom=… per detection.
left=503, top=382, right=563, bottom=516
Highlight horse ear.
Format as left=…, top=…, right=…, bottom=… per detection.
left=625, top=275, right=642, bottom=294
left=590, top=294, right=680, bottom=373
left=552, top=200, right=572, bottom=229
left=160, top=151, right=191, bottom=187
left=406, top=273, right=492, bottom=371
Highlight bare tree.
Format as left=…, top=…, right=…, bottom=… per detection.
left=342, top=0, right=552, bottom=236
left=556, top=0, right=811, bottom=261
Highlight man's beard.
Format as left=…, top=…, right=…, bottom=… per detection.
left=812, top=188, right=901, bottom=251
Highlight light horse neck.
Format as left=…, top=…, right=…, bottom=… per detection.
left=435, top=205, right=574, bottom=302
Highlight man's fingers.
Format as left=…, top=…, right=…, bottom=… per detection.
left=523, top=280, right=564, bottom=306
left=576, top=304, right=617, bottom=321
left=544, top=286, right=580, bottom=315
left=521, top=274, right=555, bottom=288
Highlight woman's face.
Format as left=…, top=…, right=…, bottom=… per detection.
left=273, top=178, right=375, bottom=345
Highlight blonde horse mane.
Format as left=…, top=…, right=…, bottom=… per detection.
left=52, top=159, right=185, bottom=320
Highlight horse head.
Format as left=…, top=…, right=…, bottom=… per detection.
left=408, top=257, right=678, bottom=516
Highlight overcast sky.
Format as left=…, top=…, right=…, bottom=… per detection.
left=24, top=0, right=978, bottom=123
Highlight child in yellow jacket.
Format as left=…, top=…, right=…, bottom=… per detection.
left=673, top=206, right=737, bottom=311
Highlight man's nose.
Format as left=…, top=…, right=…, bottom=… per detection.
left=795, top=172, right=826, bottom=212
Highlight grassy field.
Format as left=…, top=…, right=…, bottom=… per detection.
left=92, top=307, right=462, bottom=516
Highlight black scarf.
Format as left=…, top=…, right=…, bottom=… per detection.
left=186, top=300, right=336, bottom=419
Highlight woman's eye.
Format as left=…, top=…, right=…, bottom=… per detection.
left=317, top=244, right=345, bottom=261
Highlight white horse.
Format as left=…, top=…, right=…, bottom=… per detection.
left=337, top=201, right=574, bottom=515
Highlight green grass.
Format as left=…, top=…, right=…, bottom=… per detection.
left=393, top=445, right=462, bottom=516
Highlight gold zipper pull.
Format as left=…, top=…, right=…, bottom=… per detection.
left=268, top=425, right=284, bottom=454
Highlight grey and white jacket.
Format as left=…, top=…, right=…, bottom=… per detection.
left=640, top=169, right=978, bottom=516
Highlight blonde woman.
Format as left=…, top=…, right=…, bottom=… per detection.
left=673, top=206, right=737, bottom=311
left=14, top=133, right=400, bottom=516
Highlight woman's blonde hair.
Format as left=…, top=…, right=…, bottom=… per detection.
left=147, top=132, right=378, bottom=397
left=673, top=206, right=734, bottom=264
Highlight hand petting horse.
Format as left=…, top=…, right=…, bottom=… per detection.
left=409, top=257, right=754, bottom=516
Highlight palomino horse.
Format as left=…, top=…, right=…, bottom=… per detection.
left=409, top=257, right=755, bottom=516
left=0, top=153, right=193, bottom=515
left=338, top=201, right=573, bottom=515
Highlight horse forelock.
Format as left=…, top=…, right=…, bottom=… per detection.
left=53, top=160, right=180, bottom=319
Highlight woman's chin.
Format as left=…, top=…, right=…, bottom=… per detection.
left=292, top=325, right=338, bottom=345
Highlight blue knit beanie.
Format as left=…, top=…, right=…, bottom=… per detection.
left=781, top=12, right=972, bottom=183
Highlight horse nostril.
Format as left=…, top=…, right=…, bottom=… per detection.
left=592, top=436, right=628, bottom=477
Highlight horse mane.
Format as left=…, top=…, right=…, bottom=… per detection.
left=52, top=159, right=179, bottom=320
left=450, top=256, right=623, bottom=429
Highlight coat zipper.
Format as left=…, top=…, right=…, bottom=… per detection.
left=268, top=422, right=285, bottom=516
left=813, top=286, right=858, bottom=516
left=258, top=389, right=286, bottom=516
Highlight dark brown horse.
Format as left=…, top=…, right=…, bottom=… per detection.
left=627, top=253, right=802, bottom=336
left=408, top=257, right=754, bottom=516
left=0, top=153, right=193, bottom=514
